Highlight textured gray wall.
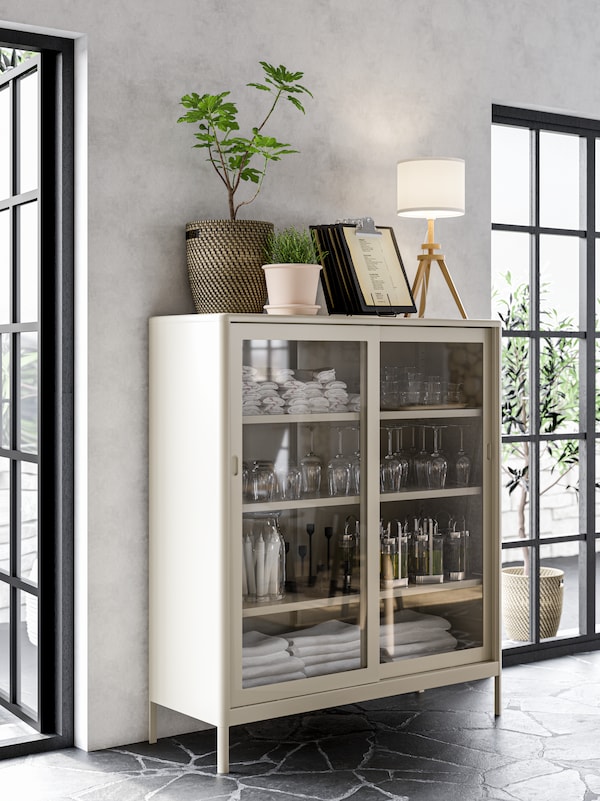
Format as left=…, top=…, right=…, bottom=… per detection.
left=2, top=0, right=600, bottom=750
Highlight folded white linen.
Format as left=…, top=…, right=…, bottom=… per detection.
left=381, top=631, right=457, bottom=660
left=379, top=625, right=451, bottom=646
left=285, top=620, right=361, bottom=648
left=242, top=630, right=289, bottom=657
left=287, top=639, right=361, bottom=658
left=242, top=649, right=295, bottom=668
left=243, top=671, right=306, bottom=688
left=242, top=654, right=305, bottom=680
left=304, top=657, right=361, bottom=677
left=301, top=646, right=361, bottom=667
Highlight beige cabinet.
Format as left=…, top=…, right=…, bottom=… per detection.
left=149, top=314, right=501, bottom=773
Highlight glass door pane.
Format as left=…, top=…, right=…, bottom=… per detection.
left=240, top=336, right=365, bottom=690
left=378, top=339, right=485, bottom=665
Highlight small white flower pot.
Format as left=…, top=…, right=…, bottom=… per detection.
left=262, top=263, right=322, bottom=308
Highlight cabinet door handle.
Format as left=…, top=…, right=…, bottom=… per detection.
left=232, top=455, right=239, bottom=476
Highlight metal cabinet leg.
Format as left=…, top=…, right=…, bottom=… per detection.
left=494, top=673, right=502, bottom=716
left=217, top=725, right=229, bottom=774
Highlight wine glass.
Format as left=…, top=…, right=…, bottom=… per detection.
left=300, top=426, right=322, bottom=497
left=393, top=426, right=409, bottom=489
left=414, top=426, right=431, bottom=489
left=380, top=427, right=401, bottom=493
left=328, top=427, right=351, bottom=496
left=429, top=426, right=448, bottom=489
left=455, top=426, right=471, bottom=486
left=348, top=426, right=361, bottom=495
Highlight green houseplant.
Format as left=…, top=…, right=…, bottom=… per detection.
left=178, top=62, right=313, bottom=315
left=262, top=227, right=323, bottom=313
left=498, top=273, right=578, bottom=639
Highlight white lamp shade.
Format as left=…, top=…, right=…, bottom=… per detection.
left=397, top=158, right=465, bottom=219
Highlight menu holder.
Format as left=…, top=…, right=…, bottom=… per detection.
left=311, top=218, right=416, bottom=315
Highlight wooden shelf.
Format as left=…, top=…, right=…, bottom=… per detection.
left=380, top=577, right=482, bottom=600
left=380, top=486, right=482, bottom=502
left=380, top=408, right=482, bottom=421
left=243, top=495, right=360, bottom=513
left=243, top=412, right=360, bottom=425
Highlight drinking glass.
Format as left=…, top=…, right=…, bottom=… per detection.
left=300, top=426, right=322, bottom=497
left=414, top=427, right=431, bottom=489
left=455, top=426, right=472, bottom=486
left=393, top=427, right=409, bottom=489
left=380, top=427, right=401, bottom=493
left=327, top=427, right=351, bottom=496
left=348, top=426, right=361, bottom=495
left=429, top=426, right=448, bottom=489
left=283, top=464, right=302, bottom=500
left=251, top=460, right=276, bottom=501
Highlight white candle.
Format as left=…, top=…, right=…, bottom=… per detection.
left=244, top=535, right=256, bottom=596
left=255, top=534, right=266, bottom=598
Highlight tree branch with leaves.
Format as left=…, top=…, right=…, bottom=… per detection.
left=498, top=273, right=579, bottom=575
left=178, top=62, right=312, bottom=220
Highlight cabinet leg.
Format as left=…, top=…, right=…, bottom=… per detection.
left=216, top=725, right=229, bottom=774
left=149, top=701, right=157, bottom=744
left=494, top=673, right=502, bottom=716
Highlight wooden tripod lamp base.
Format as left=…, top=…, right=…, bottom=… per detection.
left=396, top=158, right=467, bottom=319
left=406, top=219, right=467, bottom=319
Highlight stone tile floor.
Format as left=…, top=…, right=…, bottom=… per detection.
left=1, top=651, right=600, bottom=800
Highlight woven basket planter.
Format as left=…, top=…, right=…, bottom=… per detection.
left=186, top=220, right=274, bottom=314
left=502, top=566, right=564, bottom=641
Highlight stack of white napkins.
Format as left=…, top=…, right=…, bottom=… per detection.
left=242, top=630, right=305, bottom=688
left=241, top=365, right=356, bottom=415
left=285, top=620, right=362, bottom=677
left=379, top=609, right=457, bottom=661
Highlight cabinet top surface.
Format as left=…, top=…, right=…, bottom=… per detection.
left=150, top=313, right=500, bottom=329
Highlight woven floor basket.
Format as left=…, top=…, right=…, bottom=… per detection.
left=502, top=566, right=564, bottom=641
left=186, top=219, right=273, bottom=314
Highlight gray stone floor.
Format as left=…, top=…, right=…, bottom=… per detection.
left=1, top=650, right=600, bottom=800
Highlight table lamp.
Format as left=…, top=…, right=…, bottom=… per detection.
left=397, top=157, right=467, bottom=318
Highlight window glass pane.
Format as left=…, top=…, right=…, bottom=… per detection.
left=501, top=440, right=530, bottom=543
left=501, top=546, right=533, bottom=644
left=596, top=538, right=600, bottom=634
left=1, top=334, right=9, bottom=449
left=19, top=462, right=37, bottom=583
left=539, top=131, right=581, bottom=230
left=491, top=124, right=530, bottom=225
left=539, top=439, right=579, bottom=539
left=540, top=543, right=578, bottom=641
left=597, top=239, right=600, bottom=331
left=0, top=86, right=9, bottom=200
left=596, top=443, right=600, bottom=529
left=0, top=209, right=9, bottom=323
left=501, top=336, right=529, bottom=436
left=19, top=332, right=38, bottom=454
left=0, top=457, right=9, bottom=575
left=0, top=579, right=8, bottom=698
left=17, top=69, right=38, bottom=195
left=539, top=235, right=580, bottom=330
left=18, top=588, right=37, bottom=717
left=492, top=231, right=531, bottom=328
left=18, top=201, right=38, bottom=323
left=596, top=140, right=600, bottom=232
left=539, top=338, right=579, bottom=434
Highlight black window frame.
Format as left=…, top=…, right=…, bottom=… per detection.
left=492, top=104, right=600, bottom=666
left=0, top=28, right=74, bottom=756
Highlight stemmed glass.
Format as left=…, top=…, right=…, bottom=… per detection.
left=455, top=426, right=471, bottom=486
left=327, top=427, right=351, bottom=496
left=429, top=426, right=448, bottom=489
left=414, top=426, right=431, bottom=489
left=300, top=426, right=322, bottom=497
left=380, top=427, right=401, bottom=493
left=348, top=426, right=361, bottom=495
left=393, top=427, right=410, bottom=489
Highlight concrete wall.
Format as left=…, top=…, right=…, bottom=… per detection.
left=2, top=0, right=600, bottom=750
